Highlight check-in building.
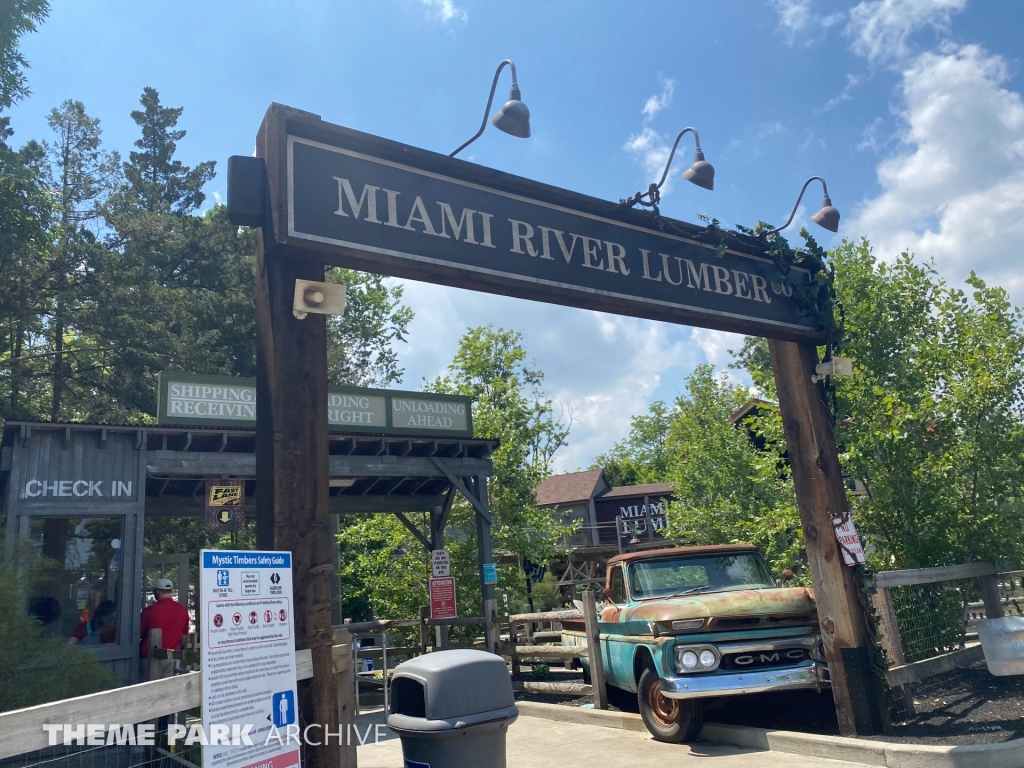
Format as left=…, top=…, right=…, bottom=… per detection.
left=1, top=373, right=495, bottom=685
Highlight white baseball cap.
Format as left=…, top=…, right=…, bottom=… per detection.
left=153, top=578, right=174, bottom=590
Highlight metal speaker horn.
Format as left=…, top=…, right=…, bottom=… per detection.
left=681, top=149, right=715, bottom=191
left=811, top=195, right=840, bottom=233
left=489, top=85, right=531, bottom=139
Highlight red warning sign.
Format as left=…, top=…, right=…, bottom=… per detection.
left=429, top=577, right=457, bottom=620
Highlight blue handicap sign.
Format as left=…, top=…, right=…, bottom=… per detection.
left=272, top=690, right=296, bottom=727
left=482, top=563, right=498, bottom=584
left=216, top=569, right=230, bottom=587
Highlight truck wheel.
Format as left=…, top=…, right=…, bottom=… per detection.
left=581, top=664, right=591, bottom=685
left=637, top=667, right=703, bottom=743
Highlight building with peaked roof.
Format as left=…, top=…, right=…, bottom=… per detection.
left=535, top=469, right=679, bottom=590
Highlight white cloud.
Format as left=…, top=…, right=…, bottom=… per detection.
left=624, top=77, right=684, bottom=195
left=847, top=43, right=1024, bottom=301
left=420, top=0, right=467, bottom=26
left=815, top=74, right=860, bottom=114
left=394, top=280, right=698, bottom=472
left=690, top=328, right=744, bottom=369
left=845, top=0, right=966, bottom=65
left=771, top=0, right=844, bottom=44
left=624, top=127, right=672, bottom=189
left=642, top=77, right=675, bottom=121
left=774, top=0, right=814, bottom=35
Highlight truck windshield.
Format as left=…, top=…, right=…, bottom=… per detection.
left=627, top=553, right=774, bottom=599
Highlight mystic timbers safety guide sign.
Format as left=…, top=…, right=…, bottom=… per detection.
left=251, top=105, right=824, bottom=342
left=200, top=550, right=298, bottom=768
left=157, top=372, right=471, bottom=436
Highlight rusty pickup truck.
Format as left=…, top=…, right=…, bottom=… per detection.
left=562, top=545, right=828, bottom=742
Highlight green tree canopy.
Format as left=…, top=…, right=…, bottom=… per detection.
left=0, top=0, right=48, bottom=111
left=829, top=241, right=1024, bottom=569
left=592, top=400, right=673, bottom=486
left=663, top=365, right=804, bottom=576
left=337, top=326, right=572, bottom=624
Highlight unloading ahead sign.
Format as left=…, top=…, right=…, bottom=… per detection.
left=200, top=550, right=298, bottom=768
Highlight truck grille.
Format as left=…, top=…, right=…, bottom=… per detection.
left=719, top=647, right=810, bottom=671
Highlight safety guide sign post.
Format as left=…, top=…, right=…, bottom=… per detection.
left=200, top=550, right=298, bottom=768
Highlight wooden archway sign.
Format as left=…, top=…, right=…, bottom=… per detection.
left=233, top=103, right=886, bottom=765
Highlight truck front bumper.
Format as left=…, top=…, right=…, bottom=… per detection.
left=658, top=661, right=829, bottom=700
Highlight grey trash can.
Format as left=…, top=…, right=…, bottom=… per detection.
left=387, top=649, right=518, bottom=768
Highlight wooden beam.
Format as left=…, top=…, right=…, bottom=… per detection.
left=768, top=339, right=887, bottom=737
left=509, top=609, right=584, bottom=623
left=887, top=645, right=984, bottom=688
left=874, top=562, right=997, bottom=589
left=0, top=643, right=357, bottom=762
left=512, top=681, right=592, bottom=696
left=431, top=457, right=491, bottom=524
left=500, top=645, right=585, bottom=660
left=254, top=104, right=337, bottom=768
left=332, top=494, right=446, bottom=514
left=394, top=511, right=431, bottom=552
left=147, top=450, right=493, bottom=478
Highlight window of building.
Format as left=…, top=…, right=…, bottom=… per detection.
left=24, top=517, right=124, bottom=646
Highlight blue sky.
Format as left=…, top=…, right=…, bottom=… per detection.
left=9, top=0, right=1024, bottom=471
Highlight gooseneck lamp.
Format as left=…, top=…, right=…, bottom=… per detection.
left=622, top=126, right=714, bottom=209
left=450, top=59, right=531, bottom=157
left=768, top=176, right=841, bottom=234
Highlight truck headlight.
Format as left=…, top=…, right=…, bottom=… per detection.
left=674, top=645, right=720, bottom=673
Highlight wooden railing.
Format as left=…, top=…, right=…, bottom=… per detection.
left=501, top=590, right=608, bottom=709
left=0, top=629, right=357, bottom=767
left=872, top=562, right=1014, bottom=717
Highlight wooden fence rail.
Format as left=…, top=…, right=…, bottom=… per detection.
left=0, top=630, right=356, bottom=766
left=872, top=562, right=1011, bottom=718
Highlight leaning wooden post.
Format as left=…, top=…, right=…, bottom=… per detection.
left=254, top=105, right=339, bottom=768
left=581, top=589, right=608, bottom=710
left=332, top=629, right=357, bottom=768
left=768, top=339, right=886, bottom=737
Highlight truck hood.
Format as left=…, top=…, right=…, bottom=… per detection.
left=624, top=587, right=816, bottom=624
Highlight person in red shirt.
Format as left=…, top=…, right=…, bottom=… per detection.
left=140, top=577, right=190, bottom=680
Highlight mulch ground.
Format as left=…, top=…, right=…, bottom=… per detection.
left=512, top=663, right=1024, bottom=746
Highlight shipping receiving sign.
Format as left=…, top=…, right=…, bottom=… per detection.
left=258, top=106, right=822, bottom=342
left=157, top=372, right=471, bottom=436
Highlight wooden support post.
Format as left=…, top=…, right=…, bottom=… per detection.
left=332, top=629, right=357, bottom=768
left=473, top=475, right=500, bottom=654
left=582, top=589, right=608, bottom=710
left=769, top=339, right=886, bottom=737
left=419, top=605, right=430, bottom=655
left=509, top=621, right=521, bottom=677
left=148, top=628, right=163, bottom=683
left=979, top=572, right=1005, bottom=620
left=255, top=107, right=339, bottom=768
left=872, top=587, right=914, bottom=718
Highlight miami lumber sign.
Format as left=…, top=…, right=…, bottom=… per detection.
left=231, top=103, right=885, bottom=746
left=236, top=104, right=821, bottom=342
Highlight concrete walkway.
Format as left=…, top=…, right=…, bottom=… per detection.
left=355, top=708, right=874, bottom=768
